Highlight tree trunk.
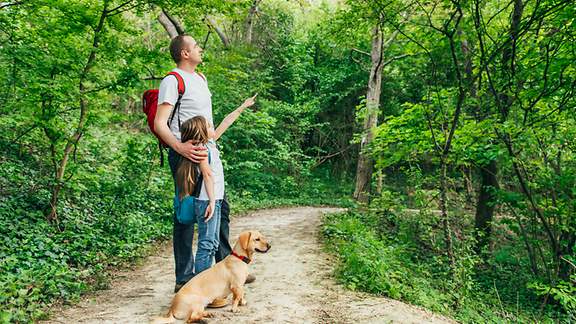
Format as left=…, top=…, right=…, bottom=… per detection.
left=499, top=0, right=523, bottom=119
left=460, top=30, right=500, bottom=255
left=436, top=19, right=466, bottom=271
left=244, top=0, right=261, bottom=44
left=205, top=16, right=230, bottom=49
left=47, top=0, right=109, bottom=222
left=474, top=159, right=498, bottom=253
left=353, top=25, right=384, bottom=203
left=158, top=9, right=183, bottom=39
left=440, top=158, right=455, bottom=268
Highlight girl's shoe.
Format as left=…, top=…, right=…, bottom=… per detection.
left=245, top=273, right=256, bottom=284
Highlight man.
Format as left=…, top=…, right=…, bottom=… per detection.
left=154, top=35, right=254, bottom=304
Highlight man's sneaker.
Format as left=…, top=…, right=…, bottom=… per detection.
left=207, top=297, right=228, bottom=308
left=174, top=282, right=186, bottom=293
left=245, top=274, right=256, bottom=284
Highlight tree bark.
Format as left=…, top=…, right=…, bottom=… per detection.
left=440, top=158, right=455, bottom=267
left=205, top=16, right=230, bottom=49
left=158, top=9, right=183, bottom=39
left=244, top=0, right=261, bottom=44
left=353, top=25, right=386, bottom=203
left=460, top=29, right=500, bottom=255
left=474, top=160, right=498, bottom=253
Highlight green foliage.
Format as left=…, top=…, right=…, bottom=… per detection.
left=528, top=276, right=576, bottom=318
left=354, top=0, right=575, bottom=319
left=322, top=211, right=412, bottom=299
left=0, top=130, right=174, bottom=322
left=322, top=209, right=568, bottom=322
left=1, top=0, right=574, bottom=322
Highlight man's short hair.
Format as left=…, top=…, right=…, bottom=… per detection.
left=169, top=35, right=190, bottom=63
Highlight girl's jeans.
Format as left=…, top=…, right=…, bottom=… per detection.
left=194, top=199, right=222, bottom=274
left=168, top=149, right=232, bottom=285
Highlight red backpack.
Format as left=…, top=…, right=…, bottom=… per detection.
left=142, top=71, right=185, bottom=165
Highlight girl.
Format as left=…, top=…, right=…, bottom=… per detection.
left=175, top=94, right=257, bottom=275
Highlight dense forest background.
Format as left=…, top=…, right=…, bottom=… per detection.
left=1, top=0, right=574, bottom=322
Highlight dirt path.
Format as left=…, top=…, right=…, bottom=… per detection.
left=44, top=207, right=455, bottom=324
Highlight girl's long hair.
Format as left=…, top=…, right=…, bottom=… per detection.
left=175, top=116, right=209, bottom=200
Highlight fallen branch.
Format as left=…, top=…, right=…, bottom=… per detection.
left=311, top=145, right=353, bottom=169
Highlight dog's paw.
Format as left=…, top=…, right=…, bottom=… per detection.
left=202, top=311, right=215, bottom=318
left=231, top=306, right=240, bottom=313
left=240, top=299, right=247, bottom=306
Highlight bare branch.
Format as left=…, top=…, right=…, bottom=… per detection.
left=244, top=0, right=262, bottom=44
left=205, top=16, right=230, bottom=48
left=351, top=48, right=370, bottom=57
left=157, top=8, right=185, bottom=39
left=0, top=1, right=25, bottom=9
left=311, top=145, right=353, bottom=169
left=381, top=53, right=412, bottom=68
left=163, top=8, right=185, bottom=35
left=158, top=10, right=179, bottom=38
left=496, top=129, right=560, bottom=257
left=106, top=2, right=143, bottom=17
left=105, top=0, right=132, bottom=15
left=382, top=29, right=400, bottom=50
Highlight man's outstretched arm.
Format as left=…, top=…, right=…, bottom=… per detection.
left=155, top=103, right=208, bottom=162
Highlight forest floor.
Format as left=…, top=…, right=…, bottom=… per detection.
left=43, top=207, right=455, bottom=324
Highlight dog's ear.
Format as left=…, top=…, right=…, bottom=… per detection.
left=239, top=231, right=252, bottom=251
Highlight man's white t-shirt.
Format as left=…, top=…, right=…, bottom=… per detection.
left=157, top=68, right=213, bottom=141
left=158, top=68, right=224, bottom=200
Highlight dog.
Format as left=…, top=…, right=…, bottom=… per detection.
left=153, top=230, right=271, bottom=323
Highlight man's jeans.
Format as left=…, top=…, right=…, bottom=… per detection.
left=194, top=199, right=222, bottom=274
left=168, top=149, right=232, bottom=284
left=168, top=149, right=195, bottom=285
left=216, top=198, right=232, bottom=263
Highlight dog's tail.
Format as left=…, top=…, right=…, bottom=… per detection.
left=150, top=311, right=176, bottom=324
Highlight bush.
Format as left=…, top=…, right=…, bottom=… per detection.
left=321, top=208, right=566, bottom=323
left=0, top=132, right=174, bottom=322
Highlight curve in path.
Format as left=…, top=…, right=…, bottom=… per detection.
left=44, top=207, right=454, bottom=324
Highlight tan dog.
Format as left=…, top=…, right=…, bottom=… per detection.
left=153, top=230, right=271, bottom=323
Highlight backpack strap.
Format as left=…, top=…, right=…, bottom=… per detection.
left=158, top=71, right=185, bottom=167
left=207, top=146, right=212, bottom=164
left=168, top=71, right=186, bottom=94
left=159, top=142, right=165, bottom=167
left=166, top=71, right=186, bottom=129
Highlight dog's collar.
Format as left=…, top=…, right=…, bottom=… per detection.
left=231, top=251, right=251, bottom=264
